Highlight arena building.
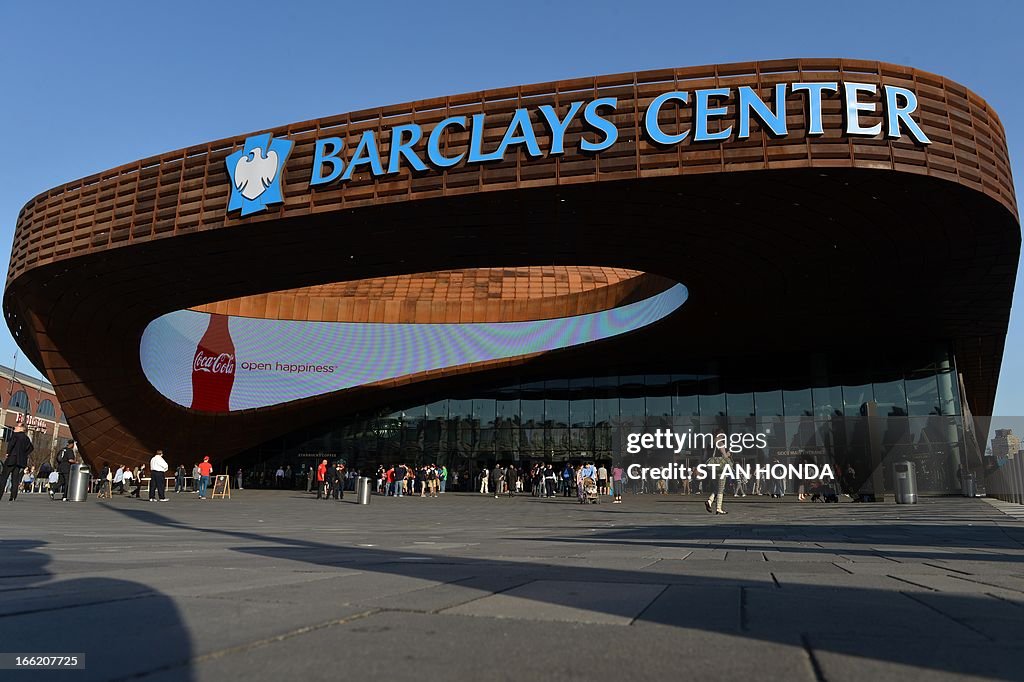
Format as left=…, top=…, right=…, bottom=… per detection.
left=5, top=59, right=1019, bottom=494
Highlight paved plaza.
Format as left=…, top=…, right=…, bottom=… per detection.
left=1, top=491, right=1023, bottom=681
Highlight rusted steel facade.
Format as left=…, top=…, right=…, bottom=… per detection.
left=4, top=59, right=1019, bottom=469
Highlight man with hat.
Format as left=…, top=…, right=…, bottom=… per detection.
left=197, top=456, right=213, bottom=499
left=55, top=439, right=77, bottom=501
left=330, top=461, right=346, bottom=501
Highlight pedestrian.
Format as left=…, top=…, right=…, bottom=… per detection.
left=132, top=464, right=145, bottom=498
left=597, top=462, right=609, bottom=496
left=771, top=458, right=786, bottom=498
left=55, top=439, right=77, bottom=501
left=439, top=465, right=448, bottom=494
left=705, top=430, right=732, bottom=515
left=734, top=463, right=749, bottom=497
left=98, top=462, right=112, bottom=499
left=115, top=465, right=127, bottom=495
left=36, top=460, right=52, bottom=494
left=149, top=450, right=169, bottom=502
left=2, top=424, right=34, bottom=502
left=611, top=462, right=625, bottom=503
left=479, top=466, right=489, bottom=494
left=117, top=462, right=130, bottom=493
left=505, top=465, right=517, bottom=498
left=21, top=466, right=35, bottom=494
left=561, top=463, right=573, bottom=497
left=316, top=459, right=328, bottom=500
left=174, top=464, right=186, bottom=493
left=490, top=464, right=503, bottom=498
left=275, top=466, right=285, bottom=488
left=197, top=456, right=213, bottom=499
left=236, top=468, right=244, bottom=490
left=331, top=462, right=345, bottom=500
left=543, top=465, right=556, bottom=497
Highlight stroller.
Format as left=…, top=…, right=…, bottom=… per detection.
left=579, top=476, right=599, bottom=504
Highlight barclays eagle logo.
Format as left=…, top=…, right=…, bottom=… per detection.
left=226, top=133, right=293, bottom=216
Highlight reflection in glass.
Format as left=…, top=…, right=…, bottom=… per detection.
left=906, top=375, right=941, bottom=416
left=873, top=380, right=908, bottom=417
left=699, top=393, right=726, bottom=418
left=813, top=386, right=844, bottom=418
left=783, top=389, right=812, bottom=417
left=755, top=390, right=784, bottom=417
left=843, top=384, right=872, bottom=416
left=235, top=361, right=974, bottom=495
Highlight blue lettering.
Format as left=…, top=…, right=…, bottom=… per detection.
left=538, top=101, right=583, bottom=155
left=495, top=108, right=543, bottom=159
left=426, top=116, right=467, bottom=168
left=885, top=85, right=931, bottom=144
left=694, top=88, right=732, bottom=142
left=791, top=82, right=838, bottom=136
left=387, top=124, right=428, bottom=174
left=738, top=84, right=788, bottom=138
left=644, top=91, right=689, bottom=145
left=580, top=97, right=618, bottom=152
left=340, top=130, right=384, bottom=180
left=468, top=113, right=502, bottom=163
left=844, top=82, right=882, bottom=137
left=309, top=137, right=344, bottom=186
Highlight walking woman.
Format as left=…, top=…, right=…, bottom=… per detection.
left=705, top=429, right=732, bottom=515
left=98, top=462, right=112, bottom=499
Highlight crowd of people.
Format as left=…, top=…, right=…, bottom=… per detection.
left=364, top=461, right=626, bottom=504
left=90, top=454, right=218, bottom=501
left=4, top=422, right=845, bottom=513
left=372, top=463, right=449, bottom=497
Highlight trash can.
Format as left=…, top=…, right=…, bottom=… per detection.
left=356, top=476, right=371, bottom=505
left=962, top=472, right=977, bottom=498
left=67, top=463, right=92, bottom=502
left=893, top=461, right=917, bottom=504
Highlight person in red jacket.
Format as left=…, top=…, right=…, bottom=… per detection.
left=316, top=459, right=328, bottom=500
left=197, top=456, right=213, bottom=499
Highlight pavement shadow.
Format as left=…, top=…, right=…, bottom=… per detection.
left=101, top=505, right=1024, bottom=681
left=518, top=522, right=1024, bottom=563
left=0, top=539, right=193, bottom=682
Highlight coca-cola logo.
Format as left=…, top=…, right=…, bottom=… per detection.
left=193, top=350, right=235, bottom=375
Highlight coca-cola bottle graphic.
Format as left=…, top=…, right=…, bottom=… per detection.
left=191, top=314, right=236, bottom=412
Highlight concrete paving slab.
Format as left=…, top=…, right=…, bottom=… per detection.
left=0, top=492, right=1020, bottom=680
left=808, top=634, right=1024, bottom=682
left=443, top=579, right=666, bottom=624
left=140, top=611, right=816, bottom=682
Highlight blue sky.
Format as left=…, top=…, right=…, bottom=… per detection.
left=1, top=0, right=1022, bottom=413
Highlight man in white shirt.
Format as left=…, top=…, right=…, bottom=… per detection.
left=121, top=466, right=133, bottom=496
left=149, top=450, right=169, bottom=502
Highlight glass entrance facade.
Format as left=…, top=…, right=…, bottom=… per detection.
left=231, top=348, right=975, bottom=494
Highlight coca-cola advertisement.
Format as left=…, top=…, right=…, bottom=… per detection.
left=190, top=314, right=236, bottom=412
left=139, top=285, right=687, bottom=412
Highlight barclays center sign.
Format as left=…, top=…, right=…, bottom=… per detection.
left=226, top=81, right=931, bottom=216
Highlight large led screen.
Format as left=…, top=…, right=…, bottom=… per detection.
left=140, top=283, right=688, bottom=412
